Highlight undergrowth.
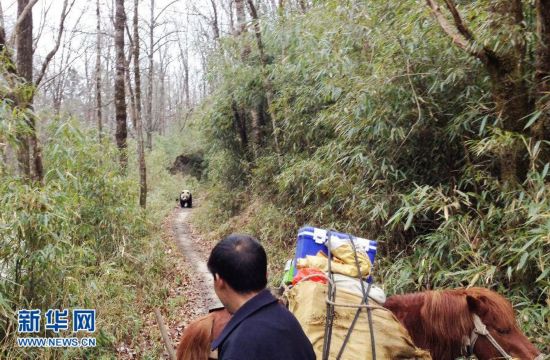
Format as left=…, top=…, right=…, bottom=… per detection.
left=188, top=0, right=549, bottom=352
left=0, top=118, right=192, bottom=358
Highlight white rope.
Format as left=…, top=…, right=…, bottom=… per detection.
left=293, top=273, right=387, bottom=310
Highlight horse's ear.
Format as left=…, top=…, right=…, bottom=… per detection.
left=466, top=294, right=488, bottom=316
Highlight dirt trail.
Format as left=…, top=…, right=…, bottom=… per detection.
left=118, top=207, right=219, bottom=359
left=172, top=208, right=221, bottom=313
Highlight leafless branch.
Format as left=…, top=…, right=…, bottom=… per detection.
left=425, top=0, right=489, bottom=63
left=152, top=30, right=183, bottom=49
left=33, top=1, right=53, bottom=54
left=37, top=9, right=90, bottom=91
left=35, top=0, right=76, bottom=87
left=153, top=0, right=180, bottom=24
left=443, top=0, right=475, bottom=41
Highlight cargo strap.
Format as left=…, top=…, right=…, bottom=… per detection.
left=322, top=230, right=336, bottom=360
left=335, top=235, right=376, bottom=360
left=321, top=232, right=377, bottom=360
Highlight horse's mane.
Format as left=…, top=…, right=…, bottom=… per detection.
left=176, top=314, right=214, bottom=360
left=389, top=287, right=517, bottom=360
left=176, top=309, right=231, bottom=360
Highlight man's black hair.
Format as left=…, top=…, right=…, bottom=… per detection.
left=207, top=234, right=267, bottom=293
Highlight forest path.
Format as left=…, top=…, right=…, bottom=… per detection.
left=119, top=207, right=220, bottom=359
left=172, top=207, right=221, bottom=313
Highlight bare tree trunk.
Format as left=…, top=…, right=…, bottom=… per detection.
left=278, top=0, right=285, bottom=15
left=159, top=68, right=165, bottom=135
left=487, top=1, right=529, bottom=184
left=425, top=0, right=529, bottom=185
left=114, top=0, right=128, bottom=171
left=232, top=101, right=249, bottom=153
left=84, top=46, right=92, bottom=122
left=297, top=0, right=307, bottom=13
left=250, top=108, right=262, bottom=155
left=534, top=0, right=550, bottom=166
left=235, top=0, right=246, bottom=35
left=105, top=40, right=112, bottom=132
left=210, top=0, right=220, bottom=41
left=183, top=49, right=190, bottom=108
left=0, top=2, right=5, bottom=40
left=96, top=0, right=103, bottom=141
left=0, top=3, right=10, bottom=172
left=199, top=48, right=208, bottom=98
left=145, top=0, right=154, bottom=150
left=134, top=0, right=147, bottom=208
left=167, top=77, right=173, bottom=128
left=125, top=50, right=136, bottom=133
left=228, top=0, right=235, bottom=34
left=15, top=0, right=32, bottom=179
left=176, top=32, right=191, bottom=110
left=16, top=0, right=44, bottom=183
left=53, top=96, right=61, bottom=115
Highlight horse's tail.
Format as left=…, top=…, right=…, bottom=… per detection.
left=176, top=314, right=214, bottom=360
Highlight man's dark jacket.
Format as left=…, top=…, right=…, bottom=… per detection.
left=211, top=289, right=316, bottom=360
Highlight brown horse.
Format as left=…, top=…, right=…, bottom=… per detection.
left=176, top=308, right=231, bottom=360
left=176, top=288, right=544, bottom=360
left=384, top=287, right=543, bottom=360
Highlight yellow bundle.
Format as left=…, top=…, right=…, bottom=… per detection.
left=296, top=242, right=371, bottom=278
left=286, top=281, right=432, bottom=360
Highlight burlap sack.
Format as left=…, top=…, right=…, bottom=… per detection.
left=287, top=281, right=431, bottom=360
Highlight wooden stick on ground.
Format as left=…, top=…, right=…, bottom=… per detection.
left=154, top=308, right=177, bottom=360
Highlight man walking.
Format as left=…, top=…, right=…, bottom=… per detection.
left=208, top=234, right=315, bottom=360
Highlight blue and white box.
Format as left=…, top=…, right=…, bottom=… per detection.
left=293, top=226, right=377, bottom=280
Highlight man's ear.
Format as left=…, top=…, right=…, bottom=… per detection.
left=214, top=274, right=225, bottom=288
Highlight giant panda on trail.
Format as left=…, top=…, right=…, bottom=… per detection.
left=179, top=190, right=192, bottom=208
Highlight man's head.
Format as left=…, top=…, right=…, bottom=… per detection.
left=207, top=234, right=267, bottom=312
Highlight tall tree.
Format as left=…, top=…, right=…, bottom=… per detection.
left=235, top=0, right=246, bottom=35
left=96, top=0, right=103, bottom=141
left=232, top=0, right=250, bottom=156
left=534, top=0, right=550, bottom=165
left=425, top=0, right=546, bottom=184
left=134, top=0, right=147, bottom=208
left=177, top=32, right=190, bottom=109
left=226, top=0, right=235, bottom=34
left=115, top=0, right=128, bottom=170
left=210, top=0, right=220, bottom=41
left=297, top=0, right=307, bottom=13
left=158, top=46, right=168, bottom=136
left=0, top=1, right=12, bottom=170
left=146, top=0, right=155, bottom=150
left=15, top=0, right=34, bottom=179
left=9, top=0, right=72, bottom=182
